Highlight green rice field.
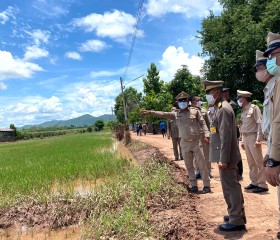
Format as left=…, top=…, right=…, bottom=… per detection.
left=0, top=131, right=128, bottom=205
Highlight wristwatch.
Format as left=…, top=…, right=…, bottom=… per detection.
left=266, top=158, right=280, bottom=167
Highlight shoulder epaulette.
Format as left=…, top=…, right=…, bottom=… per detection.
left=218, top=102, right=222, bottom=109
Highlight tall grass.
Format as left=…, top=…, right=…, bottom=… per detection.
left=0, top=131, right=128, bottom=205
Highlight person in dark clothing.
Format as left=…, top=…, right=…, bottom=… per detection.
left=223, top=88, right=243, bottom=180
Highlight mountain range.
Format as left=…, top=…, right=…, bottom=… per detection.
left=20, top=114, right=116, bottom=129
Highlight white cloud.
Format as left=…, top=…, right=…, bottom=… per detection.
left=90, top=69, right=124, bottom=78
left=145, top=0, right=221, bottom=18
left=39, top=96, right=63, bottom=113
left=73, top=10, right=144, bottom=42
left=0, top=6, right=18, bottom=24
left=33, top=0, right=68, bottom=18
left=27, top=29, right=50, bottom=45
left=24, top=45, right=49, bottom=61
left=0, top=50, right=43, bottom=80
left=159, top=46, right=204, bottom=80
left=65, top=51, right=82, bottom=60
left=0, top=82, right=7, bottom=90
left=79, top=39, right=108, bottom=52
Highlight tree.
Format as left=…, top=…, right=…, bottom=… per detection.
left=94, top=120, right=105, bottom=131
left=198, top=0, right=280, bottom=101
left=168, top=66, right=204, bottom=101
left=143, top=63, right=164, bottom=95
left=114, top=87, right=142, bottom=123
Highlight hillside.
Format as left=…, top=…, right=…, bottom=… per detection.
left=20, top=114, right=116, bottom=129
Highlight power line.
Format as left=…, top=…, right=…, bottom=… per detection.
left=122, top=0, right=145, bottom=81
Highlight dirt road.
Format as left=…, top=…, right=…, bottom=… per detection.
left=131, top=133, right=279, bottom=240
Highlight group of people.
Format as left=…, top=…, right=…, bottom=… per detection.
left=140, top=31, right=280, bottom=238
left=135, top=123, right=147, bottom=136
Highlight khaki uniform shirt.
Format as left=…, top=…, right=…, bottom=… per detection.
left=270, top=75, right=280, bottom=161
left=209, top=100, right=241, bottom=163
left=150, top=107, right=209, bottom=140
left=262, top=76, right=277, bottom=155
left=240, top=103, right=263, bottom=142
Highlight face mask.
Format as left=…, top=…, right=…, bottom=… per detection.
left=178, top=102, right=188, bottom=109
left=196, top=101, right=202, bottom=108
left=237, top=99, right=243, bottom=107
left=255, top=70, right=270, bottom=83
left=266, top=57, right=280, bottom=76
left=206, top=94, right=216, bottom=106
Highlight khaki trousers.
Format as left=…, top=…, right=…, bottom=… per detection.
left=219, top=161, right=246, bottom=225
left=171, top=137, right=183, bottom=159
left=180, top=137, right=210, bottom=187
left=243, top=133, right=268, bottom=189
left=194, top=138, right=211, bottom=174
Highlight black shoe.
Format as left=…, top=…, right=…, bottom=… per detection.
left=218, top=223, right=246, bottom=232
left=277, top=232, right=280, bottom=239
left=195, top=173, right=201, bottom=179
left=244, top=184, right=258, bottom=190
left=202, top=186, right=211, bottom=194
left=189, top=186, right=198, bottom=193
left=209, top=173, right=213, bottom=178
left=252, top=187, right=268, bottom=193
left=180, top=157, right=183, bottom=160
left=223, top=215, right=229, bottom=222
left=175, top=157, right=179, bottom=161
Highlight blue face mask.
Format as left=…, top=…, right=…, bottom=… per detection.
left=178, top=102, right=188, bottom=109
left=266, top=57, right=280, bottom=76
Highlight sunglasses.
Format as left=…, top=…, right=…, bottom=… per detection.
left=178, top=99, right=188, bottom=102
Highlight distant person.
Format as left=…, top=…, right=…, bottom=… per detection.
left=160, top=121, right=166, bottom=138
left=139, top=123, right=143, bottom=136
left=152, top=123, right=156, bottom=134
left=136, top=124, right=140, bottom=136
left=142, top=123, right=147, bottom=135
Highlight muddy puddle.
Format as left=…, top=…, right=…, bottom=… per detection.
left=0, top=140, right=136, bottom=240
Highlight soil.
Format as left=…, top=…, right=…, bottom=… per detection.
left=1, top=133, right=279, bottom=239
left=131, top=133, right=279, bottom=240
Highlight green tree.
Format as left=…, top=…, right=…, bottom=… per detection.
left=199, top=0, right=280, bottom=101
left=168, top=66, right=204, bottom=101
left=143, top=63, right=164, bottom=95
left=114, top=87, right=142, bottom=123
left=94, top=120, right=105, bottom=131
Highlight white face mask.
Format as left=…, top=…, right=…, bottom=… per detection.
left=206, top=94, right=216, bottom=107
left=178, top=102, right=188, bottom=109
left=237, top=99, right=243, bottom=107
left=196, top=101, right=202, bottom=108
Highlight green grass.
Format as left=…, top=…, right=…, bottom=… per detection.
left=0, top=131, right=128, bottom=205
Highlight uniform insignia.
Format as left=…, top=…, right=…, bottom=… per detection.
left=218, top=102, right=222, bottom=108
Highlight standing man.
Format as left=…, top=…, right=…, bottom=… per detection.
left=238, top=90, right=268, bottom=193
left=223, top=88, right=243, bottom=180
left=160, top=120, right=166, bottom=138
left=141, top=91, right=211, bottom=194
left=203, top=80, right=246, bottom=231
left=142, top=122, right=148, bottom=136
left=262, top=32, right=280, bottom=239
left=167, top=107, right=183, bottom=161
left=190, top=95, right=212, bottom=178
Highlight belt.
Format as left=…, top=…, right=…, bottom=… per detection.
left=242, top=132, right=256, bottom=137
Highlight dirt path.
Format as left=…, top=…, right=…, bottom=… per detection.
left=131, top=133, right=279, bottom=240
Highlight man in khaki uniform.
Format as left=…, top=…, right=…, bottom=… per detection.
left=167, top=107, right=183, bottom=161
left=262, top=32, right=280, bottom=239
left=238, top=90, right=268, bottom=193
left=190, top=95, right=212, bottom=178
left=203, top=80, right=246, bottom=232
left=141, top=91, right=211, bottom=194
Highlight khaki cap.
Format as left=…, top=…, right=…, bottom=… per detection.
left=175, top=91, right=189, bottom=100
left=254, top=50, right=267, bottom=69
left=202, top=80, right=224, bottom=93
left=263, top=32, right=280, bottom=57
left=237, top=90, right=252, bottom=98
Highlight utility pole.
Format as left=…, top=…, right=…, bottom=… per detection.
left=120, top=77, right=128, bottom=122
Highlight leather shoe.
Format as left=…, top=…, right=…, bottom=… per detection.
left=202, top=186, right=211, bottom=194
left=175, top=157, right=179, bottom=161
left=189, top=186, right=198, bottom=193
left=218, top=223, right=246, bottom=232
left=195, top=173, right=201, bottom=179
left=244, top=184, right=258, bottom=190
left=252, top=187, right=268, bottom=193
left=223, top=215, right=229, bottom=222
left=277, top=231, right=280, bottom=239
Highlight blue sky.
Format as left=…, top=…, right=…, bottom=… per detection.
left=0, top=0, right=220, bottom=128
